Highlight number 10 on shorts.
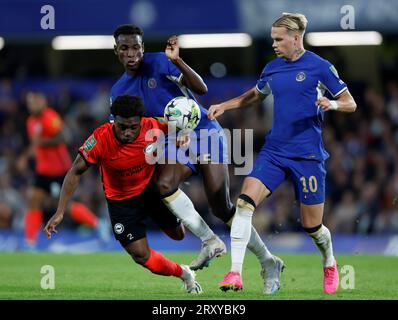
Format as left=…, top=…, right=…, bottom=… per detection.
left=300, top=176, right=318, bottom=193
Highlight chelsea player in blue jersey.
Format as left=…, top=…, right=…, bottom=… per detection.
left=111, top=25, right=275, bottom=275
left=209, top=13, right=357, bottom=294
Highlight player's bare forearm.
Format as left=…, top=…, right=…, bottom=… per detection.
left=225, top=87, right=264, bottom=110
left=55, top=154, right=88, bottom=214
left=165, top=36, right=207, bottom=95
left=174, top=57, right=208, bottom=95
left=208, top=87, right=264, bottom=120
left=44, top=154, right=88, bottom=239
left=44, top=170, right=78, bottom=239
left=335, top=90, right=357, bottom=113
left=316, top=90, right=357, bottom=113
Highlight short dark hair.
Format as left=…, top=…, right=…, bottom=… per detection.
left=110, top=95, right=145, bottom=118
left=113, top=25, right=144, bottom=40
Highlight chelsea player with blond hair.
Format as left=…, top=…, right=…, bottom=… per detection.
left=209, top=13, right=357, bottom=294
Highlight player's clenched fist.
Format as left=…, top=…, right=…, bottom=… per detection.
left=165, top=35, right=179, bottom=62
left=207, top=104, right=225, bottom=120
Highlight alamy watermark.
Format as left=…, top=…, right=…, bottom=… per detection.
left=340, top=264, right=355, bottom=290
left=40, top=5, right=55, bottom=30
left=144, top=125, right=254, bottom=175
left=40, top=265, right=55, bottom=289
left=340, top=5, right=355, bottom=30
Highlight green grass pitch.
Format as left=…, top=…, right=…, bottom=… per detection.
left=1, top=252, right=397, bottom=300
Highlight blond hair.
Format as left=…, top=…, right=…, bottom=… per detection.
left=272, top=12, right=308, bottom=34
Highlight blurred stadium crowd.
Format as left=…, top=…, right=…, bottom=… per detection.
left=1, top=73, right=398, bottom=236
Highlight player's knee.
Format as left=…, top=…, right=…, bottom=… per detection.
left=128, top=247, right=150, bottom=265
left=155, top=176, right=178, bottom=196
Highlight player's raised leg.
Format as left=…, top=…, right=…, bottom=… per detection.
left=155, top=163, right=226, bottom=269
left=301, top=203, right=338, bottom=294
left=124, top=237, right=202, bottom=294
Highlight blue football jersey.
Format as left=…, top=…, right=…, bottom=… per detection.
left=256, top=50, right=347, bottom=161
left=111, top=52, right=211, bottom=130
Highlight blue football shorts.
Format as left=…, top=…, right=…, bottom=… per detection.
left=249, top=149, right=326, bottom=205
left=159, top=117, right=229, bottom=174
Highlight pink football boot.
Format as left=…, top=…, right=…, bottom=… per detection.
left=219, top=272, right=243, bottom=291
left=323, top=259, right=339, bottom=294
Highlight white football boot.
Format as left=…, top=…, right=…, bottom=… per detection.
left=180, top=265, right=203, bottom=294
left=260, top=255, right=285, bottom=294
left=189, top=235, right=227, bottom=270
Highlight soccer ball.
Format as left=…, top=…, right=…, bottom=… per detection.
left=164, top=96, right=201, bottom=130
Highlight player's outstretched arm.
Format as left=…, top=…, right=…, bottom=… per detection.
left=316, top=90, right=357, bottom=113
left=165, top=35, right=208, bottom=95
left=44, top=154, right=89, bottom=239
left=208, top=87, right=265, bottom=120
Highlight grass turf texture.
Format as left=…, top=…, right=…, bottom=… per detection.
left=1, top=252, right=397, bottom=300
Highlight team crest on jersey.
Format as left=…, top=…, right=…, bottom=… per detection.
left=84, top=135, right=97, bottom=151
left=296, top=72, right=306, bottom=81
left=148, top=78, right=157, bottom=89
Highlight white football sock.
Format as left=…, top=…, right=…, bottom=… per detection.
left=162, top=189, right=214, bottom=242
left=308, top=225, right=335, bottom=267
left=247, top=227, right=274, bottom=268
left=227, top=217, right=273, bottom=269
left=230, top=199, right=253, bottom=274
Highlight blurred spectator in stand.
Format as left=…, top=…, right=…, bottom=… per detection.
left=0, top=79, right=18, bottom=125
left=0, top=172, right=26, bottom=230
left=329, top=191, right=358, bottom=233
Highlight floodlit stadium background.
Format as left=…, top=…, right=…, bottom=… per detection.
left=0, top=0, right=398, bottom=255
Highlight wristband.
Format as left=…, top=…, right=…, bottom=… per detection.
left=329, top=101, right=338, bottom=110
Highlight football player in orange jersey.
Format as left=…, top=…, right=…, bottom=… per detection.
left=44, top=95, right=202, bottom=293
left=17, top=91, right=105, bottom=249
